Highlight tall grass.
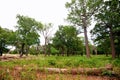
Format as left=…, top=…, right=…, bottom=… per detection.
left=0, top=55, right=120, bottom=79
left=0, top=55, right=118, bottom=68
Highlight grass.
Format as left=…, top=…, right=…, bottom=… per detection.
left=0, top=55, right=118, bottom=68
left=0, top=55, right=120, bottom=80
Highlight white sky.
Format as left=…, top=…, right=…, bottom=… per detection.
left=0, top=0, right=70, bottom=30
left=0, top=0, right=94, bottom=45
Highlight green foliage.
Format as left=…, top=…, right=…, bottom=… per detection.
left=0, top=55, right=116, bottom=68
left=0, top=69, right=13, bottom=80
left=50, top=47, right=59, bottom=55
left=113, top=59, right=120, bottom=67
left=0, top=55, right=120, bottom=79
left=65, top=0, right=102, bottom=26
left=1, top=55, right=119, bottom=69
left=64, top=59, right=73, bottom=67
left=20, top=70, right=36, bottom=80
left=112, top=59, right=120, bottom=75
left=91, top=0, right=120, bottom=57
left=40, top=23, right=53, bottom=56
left=16, top=14, right=41, bottom=45
left=52, top=25, right=84, bottom=55
left=102, top=70, right=113, bottom=76
left=15, top=14, right=43, bottom=56
left=0, top=27, right=15, bottom=55
left=48, top=59, right=56, bottom=66
left=29, top=46, right=39, bottom=55
left=65, top=0, right=102, bottom=58
left=10, top=50, right=18, bottom=54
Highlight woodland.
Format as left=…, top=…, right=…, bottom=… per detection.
left=0, top=0, right=120, bottom=80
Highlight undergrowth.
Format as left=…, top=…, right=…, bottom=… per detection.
left=0, top=55, right=120, bottom=79
left=0, top=55, right=118, bottom=68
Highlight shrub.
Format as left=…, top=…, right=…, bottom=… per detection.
left=20, top=70, right=36, bottom=80
left=50, top=47, right=59, bottom=55
left=64, top=59, right=73, bottom=67
left=112, top=59, right=120, bottom=75
left=48, top=59, right=56, bottom=66
left=10, top=50, right=18, bottom=54
left=0, top=69, right=13, bottom=80
left=102, top=70, right=113, bottom=76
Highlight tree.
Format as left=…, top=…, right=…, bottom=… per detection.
left=52, top=25, right=84, bottom=56
left=15, top=14, right=42, bottom=57
left=41, top=23, right=53, bottom=56
left=52, top=26, right=66, bottom=56
left=91, top=0, right=120, bottom=59
left=91, top=24, right=111, bottom=56
left=65, top=0, right=102, bottom=58
left=0, top=38, right=6, bottom=56
left=0, top=27, right=15, bottom=56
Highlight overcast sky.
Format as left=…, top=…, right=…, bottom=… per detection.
left=0, top=0, right=70, bottom=30
left=0, top=0, right=94, bottom=45
left=0, top=0, right=71, bottom=45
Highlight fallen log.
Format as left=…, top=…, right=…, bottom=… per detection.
left=44, top=67, right=118, bottom=77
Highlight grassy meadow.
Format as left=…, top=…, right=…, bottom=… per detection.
left=0, top=55, right=120, bottom=80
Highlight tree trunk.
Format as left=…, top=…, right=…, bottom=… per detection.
left=20, top=43, right=25, bottom=57
left=83, top=27, right=90, bottom=58
left=82, top=2, right=90, bottom=58
left=62, top=47, right=65, bottom=56
left=0, top=48, right=2, bottom=56
left=25, top=45, right=29, bottom=56
left=109, top=26, right=116, bottom=59
left=47, top=44, right=51, bottom=56
left=106, top=53, right=108, bottom=57
left=82, top=13, right=90, bottom=58
left=44, top=37, right=47, bottom=56
left=36, top=44, right=39, bottom=56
